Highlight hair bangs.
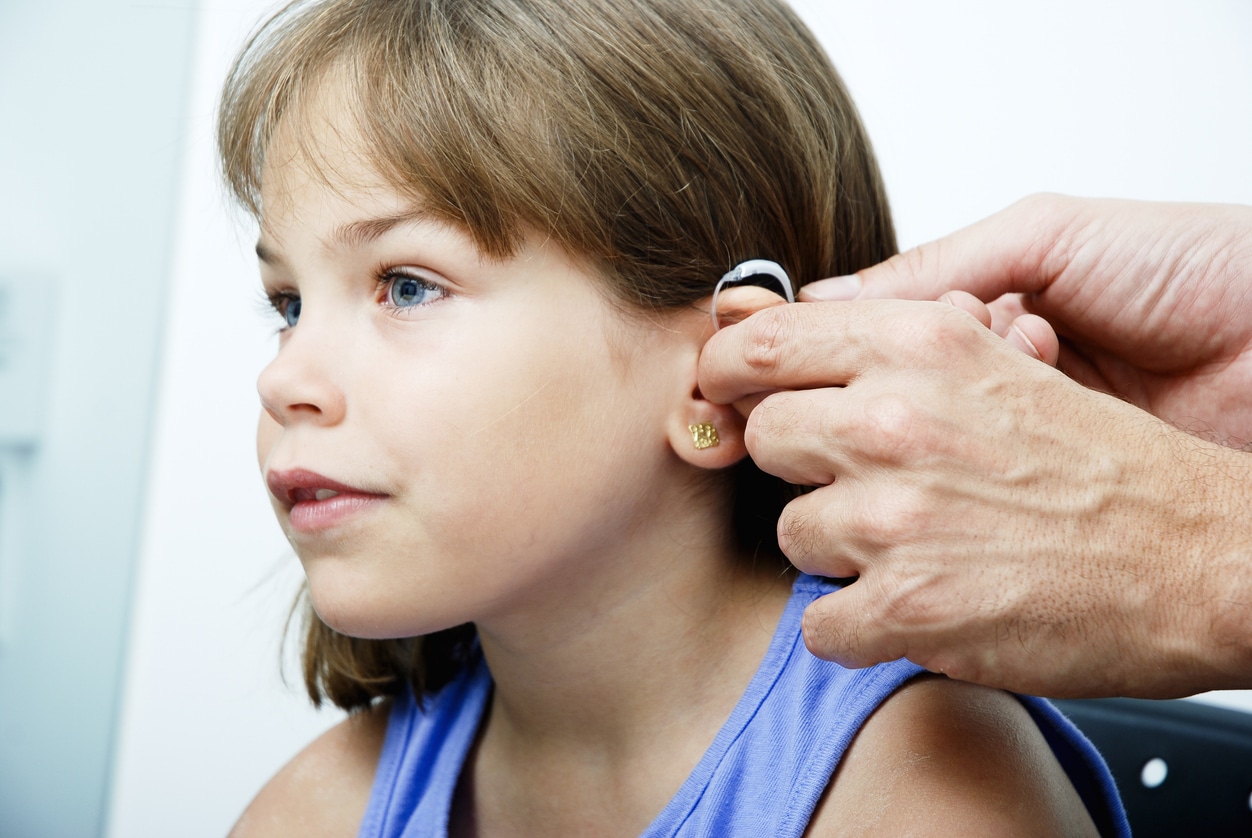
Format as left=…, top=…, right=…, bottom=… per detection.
left=219, top=0, right=602, bottom=259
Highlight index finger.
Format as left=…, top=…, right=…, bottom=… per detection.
left=697, top=297, right=933, bottom=405
left=801, top=193, right=1078, bottom=305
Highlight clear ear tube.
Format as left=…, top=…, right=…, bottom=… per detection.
left=710, top=259, right=795, bottom=331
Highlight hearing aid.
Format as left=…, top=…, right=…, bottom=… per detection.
left=710, top=259, right=796, bottom=331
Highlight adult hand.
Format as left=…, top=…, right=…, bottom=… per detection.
left=698, top=195, right=1252, bottom=698
left=805, top=194, right=1252, bottom=447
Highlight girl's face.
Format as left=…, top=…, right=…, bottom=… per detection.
left=254, top=116, right=721, bottom=639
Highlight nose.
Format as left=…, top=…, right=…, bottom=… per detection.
left=257, top=323, right=347, bottom=428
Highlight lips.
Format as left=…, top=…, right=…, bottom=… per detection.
left=266, top=468, right=382, bottom=506
left=266, top=468, right=388, bottom=533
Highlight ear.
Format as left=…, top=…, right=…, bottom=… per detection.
left=665, top=285, right=790, bottom=469
left=666, top=379, right=749, bottom=469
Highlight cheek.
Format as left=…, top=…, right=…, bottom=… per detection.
left=440, top=344, right=657, bottom=510
left=377, top=331, right=643, bottom=511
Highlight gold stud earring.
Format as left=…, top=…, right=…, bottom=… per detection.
left=688, top=423, right=720, bottom=450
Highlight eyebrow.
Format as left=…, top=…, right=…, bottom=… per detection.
left=255, top=241, right=280, bottom=264
left=255, top=207, right=436, bottom=265
left=331, top=208, right=436, bottom=250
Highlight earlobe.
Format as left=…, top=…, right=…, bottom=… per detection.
left=668, top=386, right=749, bottom=469
left=664, top=284, right=783, bottom=468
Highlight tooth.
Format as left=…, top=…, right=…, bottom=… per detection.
left=314, top=489, right=339, bottom=501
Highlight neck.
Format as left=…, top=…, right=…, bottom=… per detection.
left=479, top=553, right=791, bottom=748
left=469, top=481, right=793, bottom=762
left=451, top=473, right=796, bottom=836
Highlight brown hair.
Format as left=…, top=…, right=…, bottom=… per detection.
left=219, top=0, right=897, bottom=711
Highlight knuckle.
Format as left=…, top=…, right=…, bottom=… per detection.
left=777, top=494, right=841, bottom=572
left=920, top=302, right=977, bottom=348
left=801, top=592, right=889, bottom=666
left=744, top=391, right=796, bottom=454
left=801, top=607, right=852, bottom=660
left=851, top=393, right=924, bottom=464
left=879, top=304, right=974, bottom=366
left=740, top=308, right=790, bottom=376
left=776, top=501, right=819, bottom=565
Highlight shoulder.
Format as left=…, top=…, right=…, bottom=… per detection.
left=229, top=702, right=391, bottom=838
left=806, top=676, right=1099, bottom=837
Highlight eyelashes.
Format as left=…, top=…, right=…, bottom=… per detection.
left=376, top=268, right=448, bottom=311
left=258, top=265, right=450, bottom=334
left=259, top=288, right=301, bottom=332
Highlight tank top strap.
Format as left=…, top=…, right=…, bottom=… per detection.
left=358, top=574, right=1128, bottom=837
left=358, top=655, right=491, bottom=838
left=642, top=574, right=925, bottom=837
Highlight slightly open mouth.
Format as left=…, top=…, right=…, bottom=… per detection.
left=290, top=487, right=343, bottom=503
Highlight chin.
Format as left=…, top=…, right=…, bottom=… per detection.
left=305, top=579, right=464, bottom=640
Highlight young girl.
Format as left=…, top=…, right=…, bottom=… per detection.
left=220, top=0, right=1128, bottom=834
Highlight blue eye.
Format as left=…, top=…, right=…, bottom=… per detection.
left=265, top=292, right=300, bottom=329
left=386, top=274, right=443, bottom=308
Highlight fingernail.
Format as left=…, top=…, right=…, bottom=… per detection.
left=800, top=274, right=861, bottom=302
left=1010, top=324, right=1042, bottom=360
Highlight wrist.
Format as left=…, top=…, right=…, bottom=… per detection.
left=1200, top=447, right=1252, bottom=689
left=1098, top=418, right=1252, bottom=698
left=1146, top=425, right=1252, bottom=691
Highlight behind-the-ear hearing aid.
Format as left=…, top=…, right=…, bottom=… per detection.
left=710, top=259, right=795, bottom=331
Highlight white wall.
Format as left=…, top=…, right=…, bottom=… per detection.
left=106, top=2, right=1252, bottom=835
left=0, top=2, right=194, bottom=835
left=104, top=3, right=342, bottom=836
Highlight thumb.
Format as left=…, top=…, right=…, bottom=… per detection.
left=800, top=194, right=1075, bottom=304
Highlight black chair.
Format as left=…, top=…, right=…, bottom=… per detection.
left=1053, top=697, right=1252, bottom=837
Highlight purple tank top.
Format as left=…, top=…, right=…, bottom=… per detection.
left=358, top=574, right=1129, bottom=837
